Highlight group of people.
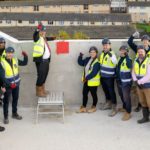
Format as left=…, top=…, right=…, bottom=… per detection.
left=77, top=31, right=150, bottom=125
left=0, top=24, right=150, bottom=132
left=0, top=23, right=55, bottom=132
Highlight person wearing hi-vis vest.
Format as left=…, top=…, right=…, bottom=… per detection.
left=116, top=45, right=132, bottom=121
left=33, top=22, right=56, bottom=97
left=99, top=38, right=118, bottom=117
left=132, top=45, right=150, bottom=124
left=0, top=37, right=6, bottom=59
left=128, top=32, right=150, bottom=112
left=0, top=47, right=28, bottom=124
left=77, top=46, right=100, bottom=113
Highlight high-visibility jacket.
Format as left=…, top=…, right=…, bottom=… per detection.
left=134, top=57, right=150, bottom=88
left=118, top=57, right=132, bottom=86
left=99, top=51, right=116, bottom=77
left=82, top=58, right=100, bottom=87
left=1, top=57, right=20, bottom=86
left=33, top=37, right=45, bottom=58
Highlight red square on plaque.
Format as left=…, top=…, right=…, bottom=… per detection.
left=56, top=41, right=69, bottom=54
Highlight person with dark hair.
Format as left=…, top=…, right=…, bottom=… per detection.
left=116, top=45, right=132, bottom=121
left=77, top=46, right=100, bottom=113
left=33, top=22, right=56, bottom=97
left=128, top=32, right=150, bottom=112
left=0, top=37, right=5, bottom=131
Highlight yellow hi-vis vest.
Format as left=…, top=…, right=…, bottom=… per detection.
left=1, top=58, right=20, bottom=85
left=134, top=57, right=150, bottom=88
left=118, top=57, right=132, bottom=85
left=99, top=51, right=116, bottom=77
left=33, top=37, right=45, bottom=58
left=82, top=58, right=100, bottom=87
left=2, top=50, right=6, bottom=58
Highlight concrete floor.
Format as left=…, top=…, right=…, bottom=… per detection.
left=0, top=106, right=150, bottom=150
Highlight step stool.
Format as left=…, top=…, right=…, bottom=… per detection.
left=36, top=91, right=64, bottom=123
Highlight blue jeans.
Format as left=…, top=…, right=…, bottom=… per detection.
left=116, top=80, right=132, bottom=113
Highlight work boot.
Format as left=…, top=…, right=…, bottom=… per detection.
left=109, top=104, right=117, bottom=117
left=122, top=112, right=131, bottom=121
left=101, top=101, right=112, bottom=110
left=118, top=108, right=126, bottom=112
left=42, top=84, right=49, bottom=95
left=12, top=113, right=22, bottom=120
left=36, top=86, right=47, bottom=97
left=3, top=117, right=9, bottom=124
left=134, top=103, right=142, bottom=112
left=0, top=126, right=5, bottom=132
left=137, top=107, right=149, bottom=124
left=76, top=106, right=87, bottom=113
left=88, top=106, right=97, bottom=113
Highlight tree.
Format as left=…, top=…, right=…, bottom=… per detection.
left=72, top=31, right=89, bottom=39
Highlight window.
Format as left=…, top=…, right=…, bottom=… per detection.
left=34, top=5, right=39, bottom=11
left=90, top=22, right=95, bottom=25
left=29, top=20, right=35, bottom=24
left=48, top=21, right=53, bottom=25
left=84, top=4, right=89, bottom=10
left=59, top=21, right=64, bottom=25
left=70, top=21, right=74, bottom=25
left=18, top=20, right=22, bottom=24
left=6, top=20, right=11, bottom=24
left=78, top=21, right=83, bottom=25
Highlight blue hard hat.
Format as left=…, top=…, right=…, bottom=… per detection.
left=102, top=38, right=111, bottom=45
left=141, top=35, right=150, bottom=41
left=137, top=45, right=145, bottom=50
left=5, top=47, right=15, bottom=53
left=0, top=37, right=5, bottom=43
left=119, top=45, right=129, bottom=52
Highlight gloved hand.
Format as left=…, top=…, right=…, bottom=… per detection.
left=10, top=83, right=16, bottom=89
left=22, top=51, right=28, bottom=57
left=107, top=51, right=112, bottom=57
left=51, top=37, right=56, bottom=40
left=132, top=31, right=140, bottom=38
left=79, top=52, right=84, bottom=57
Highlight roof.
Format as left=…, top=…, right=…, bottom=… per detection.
left=128, top=2, right=150, bottom=7
left=0, top=0, right=110, bottom=6
left=0, top=13, right=131, bottom=22
left=0, top=26, right=135, bottom=40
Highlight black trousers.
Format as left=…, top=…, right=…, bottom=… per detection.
left=82, top=82, right=98, bottom=107
left=101, top=77, right=117, bottom=105
left=116, top=80, right=132, bottom=113
left=35, top=60, right=50, bottom=86
left=3, top=86, right=19, bottom=118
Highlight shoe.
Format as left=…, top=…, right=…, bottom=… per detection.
left=137, top=107, right=149, bottom=124
left=134, top=104, right=142, bottom=112
left=118, top=108, right=126, bottom=112
left=36, top=86, right=47, bottom=97
left=4, top=118, right=9, bottom=124
left=122, top=112, right=131, bottom=121
left=0, top=126, right=5, bottom=132
left=109, top=104, right=117, bottom=117
left=12, top=113, right=22, bottom=120
left=88, top=106, right=96, bottom=113
left=42, top=84, right=49, bottom=95
left=76, top=106, right=87, bottom=113
left=101, top=101, right=112, bottom=110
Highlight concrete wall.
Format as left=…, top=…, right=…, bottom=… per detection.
left=0, top=32, right=141, bottom=107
